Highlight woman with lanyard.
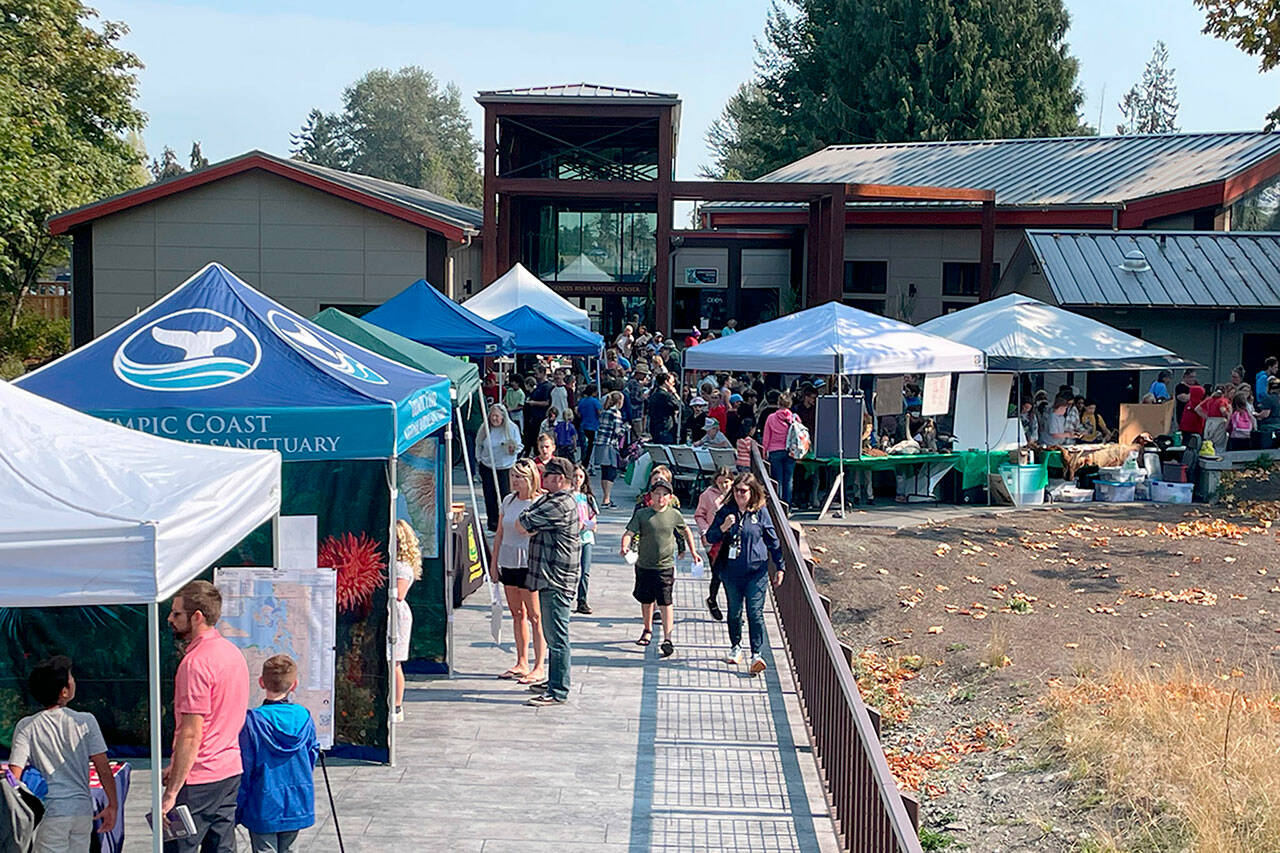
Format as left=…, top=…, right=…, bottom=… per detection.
left=706, top=473, right=784, bottom=676
left=476, top=403, right=523, bottom=533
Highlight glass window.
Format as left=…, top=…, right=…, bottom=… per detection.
left=942, top=262, right=1000, bottom=296
left=739, top=288, right=779, bottom=325
left=842, top=297, right=884, bottom=315
left=522, top=204, right=656, bottom=283
left=1231, top=172, right=1280, bottom=230
left=844, top=260, right=888, bottom=294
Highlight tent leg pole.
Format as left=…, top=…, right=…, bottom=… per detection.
left=466, top=392, right=495, bottom=586
left=148, top=601, right=163, bottom=853
left=387, top=460, right=398, bottom=767
left=444, top=424, right=455, bottom=679
left=984, top=368, right=992, bottom=508
left=836, top=357, right=845, bottom=518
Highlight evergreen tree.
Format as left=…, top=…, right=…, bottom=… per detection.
left=149, top=146, right=185, bottom=180
left=1116, top=41, right=1179, bottom=134
left=189, top=141, right=209, bottom=170
left=704, top=0, right=1089, bottom=179
left=291, top=67, right=481, bottom=206
left=1196, top=0, right=1280, bottom=128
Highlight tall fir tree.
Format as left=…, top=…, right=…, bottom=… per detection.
left=189, top=141, right=209, bottom=170
left=291, top=67, right=481, bottom=206
left=1116, top=41, right=1179, bottom=135
left=703, top=0, right=1089, bottom=179
left=148, top=146, right=185, bottom=180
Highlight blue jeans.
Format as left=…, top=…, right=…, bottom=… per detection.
left=539, top=588, right=573, bottom=701
left=723, top=571, right=770, bottom=655
left=768, top=449, right=796, bottom=507
left=577, top=542, right=593, bottom=603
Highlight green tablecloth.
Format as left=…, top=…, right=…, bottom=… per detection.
left=798, top=450, right=1063, bottom=490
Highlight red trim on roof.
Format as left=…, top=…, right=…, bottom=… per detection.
left=1118, top=183, right=1225, bottom=228
left=703, top=208, right=1118, bottom=229
left=1223, top=151, right=1280, bottom=205
left=48, top=154, right=472, bottom=241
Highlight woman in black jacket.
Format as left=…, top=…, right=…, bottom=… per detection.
left=706, top=473, right=784, bottom=676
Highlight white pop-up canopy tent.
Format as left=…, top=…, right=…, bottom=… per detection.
left=464, top=262, right=591, bottom=330
left=917, top=293, right=1189, bottom=372
left=684, top=301, right=987, bottom=374
left=685, top=301, right=987, bottom=515
left=0, top=380, right=281, bottom=852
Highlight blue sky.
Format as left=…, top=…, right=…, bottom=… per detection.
left=98, top=0, right=1278, bottom=181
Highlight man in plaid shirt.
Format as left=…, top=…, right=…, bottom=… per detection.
left=518, top=457, right=581, bottom=706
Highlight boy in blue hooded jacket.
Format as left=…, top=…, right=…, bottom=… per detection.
left=237, top=654, right=319, bottom=852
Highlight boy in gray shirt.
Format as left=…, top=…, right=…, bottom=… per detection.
left=7, top=656, right=117, bottom=852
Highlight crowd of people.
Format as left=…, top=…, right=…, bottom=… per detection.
left=1016, top=361, right=1280, bottom=452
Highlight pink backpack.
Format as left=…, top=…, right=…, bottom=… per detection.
left=1230, top=409, right=1252, bottom=436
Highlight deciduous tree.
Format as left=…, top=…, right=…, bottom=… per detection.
left=0, top=0, right=145, bottom=328
left=1196, top=0, right=1280, bottom=127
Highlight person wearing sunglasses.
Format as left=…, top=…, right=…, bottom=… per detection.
left=705, top=473, right=784, bottom=676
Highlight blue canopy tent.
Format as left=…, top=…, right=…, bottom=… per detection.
left=490, top=305, right=605, bottom=356
left=363, top=278, right=515, bottom=358
left=16, top=262, right=454, bottom=763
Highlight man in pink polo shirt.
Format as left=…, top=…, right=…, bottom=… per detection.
left=163, top=580, right=249, bottom=852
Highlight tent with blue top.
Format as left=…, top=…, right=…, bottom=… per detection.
left=363, top=278, right=515, bottom=357
left=15, top=262, right=456, bottom=763
left=490, top=304, right=604, bottom=356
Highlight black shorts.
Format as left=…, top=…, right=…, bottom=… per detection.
left=500, top=567, right=529, bottom=589
left=600, top=465, right=618, bottom=482
left=633, top=566, right=675, bottom=606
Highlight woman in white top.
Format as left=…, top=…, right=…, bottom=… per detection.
left=490, top=458, right=545, bottom=683
left=476, top=404, right=523, bottom=533
left=393, top=519, right=422, bottom=722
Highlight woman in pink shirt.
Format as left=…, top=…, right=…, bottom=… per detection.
left=762, top=393, right=798, bottom=507
left=694, top=467, right=734, bottom=622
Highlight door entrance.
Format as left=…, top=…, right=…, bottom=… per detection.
left=1242, top=333, right=1280, bottom=383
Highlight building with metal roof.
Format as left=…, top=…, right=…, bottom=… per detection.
left=476, top=83, right=680, bottom=104
left=1000, top=229, right=1280, bottom=387
left=49, top=150, right=483, bottom=346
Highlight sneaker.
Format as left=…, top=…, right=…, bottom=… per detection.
left=750, top=655, right=768, bottom=676
left=706, top=596, right=723, bottom=622
left=526, top=694, right=566, bottom=707
left=725, top=646, right=744, bottom=666
left=393, top=706, right=404, bottom=722
left=575, top=601, right=593, bottom=615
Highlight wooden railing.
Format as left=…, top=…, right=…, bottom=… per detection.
left=751, top=447, right=923, bottom=853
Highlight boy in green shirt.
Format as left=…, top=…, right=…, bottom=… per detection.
left=622, top=480, right=701, bottom=658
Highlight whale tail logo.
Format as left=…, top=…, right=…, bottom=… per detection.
left=113, top=309, right=261, bottom=391
left=267, top=310, right=387, bottom=385
left=150, top=326, right=237, bottom=360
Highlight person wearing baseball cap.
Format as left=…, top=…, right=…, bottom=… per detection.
left=517, top=456, right=581, bottom=706
left=621, top=479, right=701, bottom=658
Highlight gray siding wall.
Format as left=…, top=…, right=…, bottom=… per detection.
left=844, top=227, right=1026, bottom=321
left=90, top=171, right=439, bottom=332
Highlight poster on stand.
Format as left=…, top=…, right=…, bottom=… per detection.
left=922, top=373, right=953, bottom=417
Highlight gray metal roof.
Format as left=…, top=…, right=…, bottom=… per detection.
left=281, top=155, right=482, bottom=230
left=476, top=83, right=679, bottom=104
left=1023, top=229, right=1280, bottom=308
left=752, top=132, right=1280, bottom=207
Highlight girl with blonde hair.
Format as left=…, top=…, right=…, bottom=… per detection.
left=392, top=519, right=422, bottom=721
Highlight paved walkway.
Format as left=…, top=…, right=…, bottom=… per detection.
left=124, top=481, right=840, bottom=851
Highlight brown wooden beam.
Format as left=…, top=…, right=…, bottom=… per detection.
left=655, top=107, right=674, bottom=335
left=492, top=178, right=660, bottom=198
left=805, top=201, right=821, bottom=308
left=482, top=107, right=498, bottom=285
left=826, top=187, right=846, bottom=304
left=669, top=179, right=994, bottom=204
left=979, top=199, right=995, bottom=301
left=845, top=182, right=994, bottom=203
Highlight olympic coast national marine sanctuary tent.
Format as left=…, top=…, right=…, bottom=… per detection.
left=16, top=262, right=454, bottom=762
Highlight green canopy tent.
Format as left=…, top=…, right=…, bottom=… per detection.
left=311, top=308, right=480, bottom=402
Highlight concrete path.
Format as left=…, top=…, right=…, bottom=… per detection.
left=124, top=480, right=841, bottom=851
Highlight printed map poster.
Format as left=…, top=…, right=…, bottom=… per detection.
left=215, top=567, right=338, bottom=749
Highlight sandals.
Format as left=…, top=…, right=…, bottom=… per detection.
left=635, top=628, right=652, bottom=646
left=660, top=639, right=675, bottom=658
left=517, top=671, right=546, bottom=685
left=498, top=668, right=528, bottom=681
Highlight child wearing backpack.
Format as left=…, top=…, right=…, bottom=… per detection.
left=8, top=655, right=117, bottom=851
left=237, top=654, right=320, bottom=852
left=1228, top=393, right=1257, bottom=451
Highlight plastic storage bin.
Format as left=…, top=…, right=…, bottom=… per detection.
left=1162, top=462, right=1189, bottom=483
left=1000, top=464, right=1045, bottom=505
left=1150, top=480, right=1194, bottom=503
left=1094, top=480, right=1136, bottom=502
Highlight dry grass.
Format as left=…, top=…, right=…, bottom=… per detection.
left=1044, top=663, right=1280, bottom=851
left=979, top=620, right=1011, bottom=670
